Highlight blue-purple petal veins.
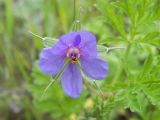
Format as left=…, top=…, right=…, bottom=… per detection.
left=39, top=30, right=109, bottom=98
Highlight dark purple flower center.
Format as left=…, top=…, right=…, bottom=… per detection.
left=66, top=47, right=80, bottom=64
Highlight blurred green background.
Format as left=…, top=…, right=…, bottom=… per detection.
left=0, top=0, right=160, bottom=120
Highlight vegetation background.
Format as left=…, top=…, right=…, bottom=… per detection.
left=0, top=0, right=160, bottom=120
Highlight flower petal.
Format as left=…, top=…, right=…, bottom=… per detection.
left=39, top=47, right=65, bottom=75
left=78, top=30, right=97, bottom=59
left=50, top=41, right=68, bottom=55
left=60, top=32, right=78, bottom=46
left=80, top=57, right=109, bottom=80
left=73, top=34, right=81, bottom=46
left=62, top=63, right=82, bottom=98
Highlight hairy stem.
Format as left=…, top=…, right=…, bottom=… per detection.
left=112, top=43, right=131, bottom=83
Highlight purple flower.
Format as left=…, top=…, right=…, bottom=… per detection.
left=39, top=30, right=108, bottom=98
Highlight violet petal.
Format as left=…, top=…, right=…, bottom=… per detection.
left=80, top=57, right=108, bottom=80
left=62, top=63, right=82, bottom=98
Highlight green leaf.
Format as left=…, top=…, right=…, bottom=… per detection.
left=115, top=86, right=147, bottom=113
left=138, top=32, right=160, bottom=47
left=136, top=55, right=153, bottom=81
left=97, top=0, right=127, bottom=40
left=104, top=96, right=115, bottom=114
left=124, top=0, right=137, bottom=25
left=136, top=56, right=160, bottom=108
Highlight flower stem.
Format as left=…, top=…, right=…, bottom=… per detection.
left=71, top=0, right=81, bottom=31
left=112, top=43, right=131, bottom=83
left=92, top=80, right=105, bottom=100
left=73, top=0, right=76, bottom=22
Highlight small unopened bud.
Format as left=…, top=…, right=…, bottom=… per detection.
left=69, top=113, right=77, bottom=120
left=84, top=98, right=94, bottom=109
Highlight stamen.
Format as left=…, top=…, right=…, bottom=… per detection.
left=66, top=47, right=80, bottom=64
left=71, top=57, right=77, bottom=64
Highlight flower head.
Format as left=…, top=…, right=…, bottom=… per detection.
left=39, top=30, right=108, bottom=98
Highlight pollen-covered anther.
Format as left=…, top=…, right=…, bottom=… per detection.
left=71, top=56, right=78, bottom=64
left=66, top=47, right=80, bottom=64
